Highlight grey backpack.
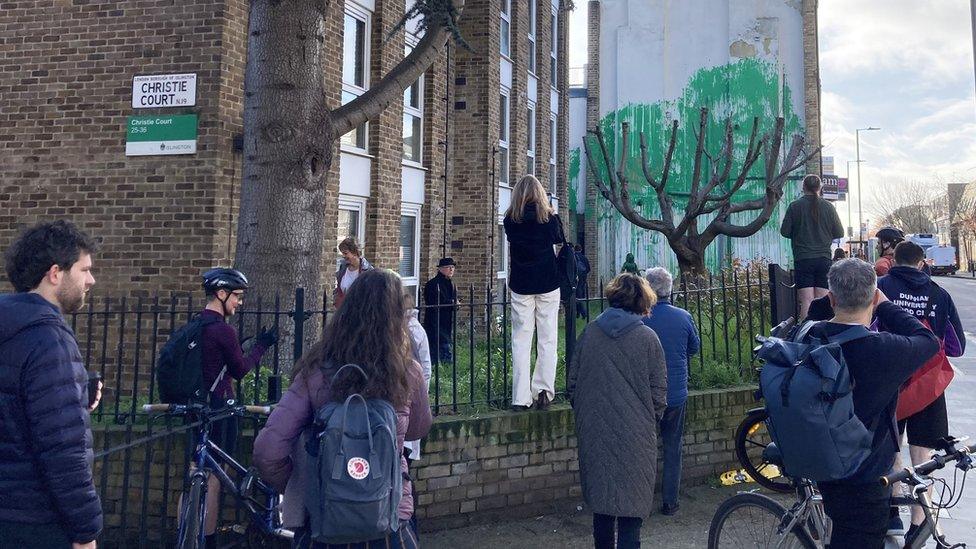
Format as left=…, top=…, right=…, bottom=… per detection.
left=757, top=322, right=875, bottom=481
left=305, top=364, right=402, bottom=544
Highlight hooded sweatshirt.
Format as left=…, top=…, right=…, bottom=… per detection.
left=620, top=253, right=639, bottom=274
left=877, top=265, right=965, bottom=357
left=0, top=293, right=102, bottom=543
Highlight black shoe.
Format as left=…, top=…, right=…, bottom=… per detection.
left=535, top=391, right=551, bottom=411
left=903, top=523, right=920, bottom=547
left=511, top=404, right=531, bottom=412
left=661, top=502, right=679, bottom=516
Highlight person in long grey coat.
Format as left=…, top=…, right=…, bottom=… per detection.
left=568, top=273, right=668, bottom=549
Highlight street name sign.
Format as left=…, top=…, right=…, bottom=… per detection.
left=132, top=73, right=196, bottom=108
left=125, top=114, right=197, bottom=156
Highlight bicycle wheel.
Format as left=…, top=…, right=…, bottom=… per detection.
left=178, top=473, right=208, bottom=549
left=735, top=409, right=793, bottom=493
left=708, top=492, right=817, bottom=549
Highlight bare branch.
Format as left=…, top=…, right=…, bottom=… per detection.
left=331, top=0, right=465, bottom=139
left=660, top=120, right=678, bottom=191
left=638, top=132, right=661, bottom=190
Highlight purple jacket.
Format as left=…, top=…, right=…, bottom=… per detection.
left=200, top=309, right=268, bottom=399
left=253, top=361, right=432, bottom=527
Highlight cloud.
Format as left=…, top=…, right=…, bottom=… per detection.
left=819, top=0, right=974, bottom=86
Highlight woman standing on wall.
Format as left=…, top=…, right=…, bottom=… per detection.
left=504, top=175, right=565, bottom=411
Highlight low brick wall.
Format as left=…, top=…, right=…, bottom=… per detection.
left=91, top=386, right=758, bottom=545
left=412, top=385, right=759, bottom=531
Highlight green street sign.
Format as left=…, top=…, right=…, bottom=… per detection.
left=125, top=114, right=197, bottom=156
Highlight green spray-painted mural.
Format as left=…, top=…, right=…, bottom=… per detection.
left=572, top=57, right=805, bottom=276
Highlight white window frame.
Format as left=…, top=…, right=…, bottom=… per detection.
left=527, top=0, right=537, bottom=74
left=500, top=0, right=512, bottom=59
left=402, top=41, right=424, bottom=166
left=549, top=114, right=557, bottom=193
left=498, top=89, right=510, bottom=185
left=399, top=204, right=422, bottom=293
left=496, top=216, right=508, bottom=280
left=337, top=196, right=368, bottom=267
left=549, top=7, right=558, bottom=89
left=341, top=6, right=372, bottom=152
left=526, top=103, right=536, bottom=176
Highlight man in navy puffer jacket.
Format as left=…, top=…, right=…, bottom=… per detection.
left=0, top=220, right=102, bottom=549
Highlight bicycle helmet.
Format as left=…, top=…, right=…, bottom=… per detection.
left=875, top=226, right=905, bottom=244
left=202, top=268, right=249, bottom=293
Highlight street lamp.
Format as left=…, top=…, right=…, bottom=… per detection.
left=846, top=160, right=863, bottom=239
left=856, top=127, right=881, bottom=240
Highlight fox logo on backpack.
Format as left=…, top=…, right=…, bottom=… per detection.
left=757, top=321, right=877, bottom=482
left=305, top=364, right=402, bottom=544
left=156, top=314, right=222, bottom=404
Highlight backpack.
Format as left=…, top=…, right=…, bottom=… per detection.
left=554, top=215, right=577, bottom=303
left=757, top=322, right=875, bottom=481
left=156, top=315, right=221, bottom=404
left=304, top=364, right=402, bottom=544
left=896, top=283, right=954, bottom=420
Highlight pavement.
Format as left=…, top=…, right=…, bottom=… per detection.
left=425, top=275, right=976, bottom=549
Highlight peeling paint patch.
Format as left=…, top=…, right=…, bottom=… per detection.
left=730, top=40, right=758, bottom=58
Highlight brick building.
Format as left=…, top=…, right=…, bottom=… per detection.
left=0, top=0, right=571, bottom=301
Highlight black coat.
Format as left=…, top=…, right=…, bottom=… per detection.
left=422, top=272, right=457, bottom=335
left=0, top=293, right=102, bottom=543
left=503, top=203, right=563, bottom=295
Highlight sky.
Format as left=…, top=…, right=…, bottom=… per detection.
left=567, top=0, right=976, bottom=232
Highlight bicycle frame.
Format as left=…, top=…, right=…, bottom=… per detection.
left=178, top=408, right=291, bottom=546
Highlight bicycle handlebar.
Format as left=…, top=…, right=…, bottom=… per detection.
left=142, top=403, right=274, bottom=416
left=880, top=442, right=976, bottom=487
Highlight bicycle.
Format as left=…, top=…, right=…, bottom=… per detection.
left=143, top=401, right=294, bottom=549
left=708, top=435, right=976, bottom=549
left=732, top=318, right=798, bottom=494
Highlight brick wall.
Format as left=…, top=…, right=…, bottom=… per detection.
left=0, top=0, right=245, bottom=296
left=90, top=386, right=758, bottom=544
left=801, top=0, right=822, bottom=176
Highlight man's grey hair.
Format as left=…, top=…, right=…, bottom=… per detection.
left=644, top=267, right=673, bottom=299
left=828, top=259, right=877, bottom=312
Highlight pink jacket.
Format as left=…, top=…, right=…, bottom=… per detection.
left=253, top=361, right=432, bottom=528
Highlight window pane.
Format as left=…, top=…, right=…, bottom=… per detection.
left=498, top=94, right=508, bottom=141
left=527, top=154, right=534, bottom=175
left=343, top=15, right=366, bottom=88
left=399, top=215, right=417, bottom=277
left=550, top=119, right=557, bottom=161
left=496, top=223, right=506, bottom=274
left=403, top=79, right=421, bottom=109
left=340, top=90, right=367, bottom=148
left=402, top=113, right=422, bottom=162
left=549, top=164, right=556, bottom=192
left=529, top=0, right=536, bottom=32
left=500, top=19, right=510, bottom=57
left=551, top=14, right=557, bottom=52
left=529, top=39, right=536, bottom=73
left=501, top=0, right=509, bottom=16
left=527, top=107, right=534, bottom=151
left=499, top=145, right=509, bottom=184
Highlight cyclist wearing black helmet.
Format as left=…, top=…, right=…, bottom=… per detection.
left=197, top=268, right=278, bottom=549
left=874, top=226, right=905, bottom=277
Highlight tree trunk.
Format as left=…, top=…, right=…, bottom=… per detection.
left=235, top=0, right=332, bottom=304
left=668, top=235, right=709, bottom=283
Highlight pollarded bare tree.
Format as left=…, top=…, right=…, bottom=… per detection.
left=869, top=180, right=939, bottom=234
left=234, top=0, right=464, bottom=301
left=583, top=107, right=818, bottom=278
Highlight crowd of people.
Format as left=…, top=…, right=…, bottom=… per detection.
left=0, top=170, right=968, bottom=549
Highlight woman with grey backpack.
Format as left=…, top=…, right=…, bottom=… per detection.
left=253, top=269, right=432, bottom=548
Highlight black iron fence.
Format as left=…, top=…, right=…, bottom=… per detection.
left=72, top=264, right=781, bottom=546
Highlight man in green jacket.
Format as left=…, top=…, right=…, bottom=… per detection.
left=780, top=174, right=844, bottom=319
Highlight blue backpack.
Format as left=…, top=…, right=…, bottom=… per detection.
left=757, top=322, right=875, bottom=482
left=305, top=364, right=402, bottom=544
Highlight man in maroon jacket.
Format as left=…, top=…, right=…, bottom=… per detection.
left=197, top=268, right=278, bottom=549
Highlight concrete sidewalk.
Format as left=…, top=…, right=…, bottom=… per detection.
left=424, top=483, right=785, bottom=548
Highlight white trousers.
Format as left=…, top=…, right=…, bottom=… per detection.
left=510, top=288, right=560, bottom=406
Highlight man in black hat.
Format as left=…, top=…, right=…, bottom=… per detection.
left=422, top=258, right=458, bottom=364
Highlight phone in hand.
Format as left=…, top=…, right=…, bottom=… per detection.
left=87, top=372, right=102, bottom=409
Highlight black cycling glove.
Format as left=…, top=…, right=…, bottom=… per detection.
left=256, top=325, right=279, bottom=348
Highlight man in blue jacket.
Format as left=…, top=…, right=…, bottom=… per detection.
left=0, top=220, right=102, bottom=549
left=878, top=241, right=965, bottom=542
left=642, top=267, right=700, bottom=516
